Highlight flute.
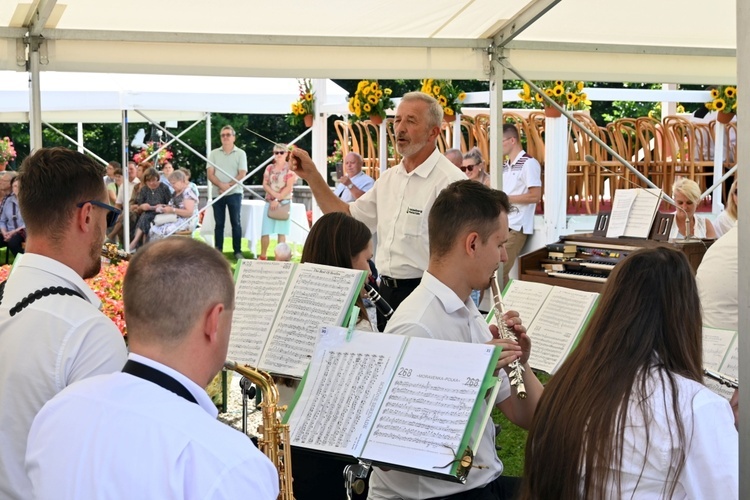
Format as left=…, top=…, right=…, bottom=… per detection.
left=489, top=273, right=526, bottom=399
left=704, top=368, right=739, bottom=389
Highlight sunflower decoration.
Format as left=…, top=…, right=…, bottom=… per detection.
left=420, top=79, right=467, bottom=119
left=287, top=79, right=316, bottom=127
left=705, top=85, right=738, bottom=115
left=348, top=80, right=394, bottom=123
left=518, top=80, right=590, bottom=111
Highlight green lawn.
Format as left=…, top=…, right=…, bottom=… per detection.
left=190, top=233, right=303, bottom=265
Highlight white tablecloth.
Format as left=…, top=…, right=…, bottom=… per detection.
left=200, top=199, right=309, bottom=251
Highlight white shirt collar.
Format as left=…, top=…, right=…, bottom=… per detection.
left=12, top=253, right=101, bottom=307
left=508, top=149, right=527, bottom=166
left=128, top=353, right=218, bottom=417
left=397, top=148, right=442, bottom=179
left=420, top=270, right=470, bottom=315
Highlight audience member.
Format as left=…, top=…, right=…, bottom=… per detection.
left=290, top=92, right=465, bottom=331
left=129, top=167, right=171, bottom=249
left=260, top=143, right=296, bottom=260
left=160, top=161, right=175, bottom=191
left=149, top=170, right=199, bottom=241
left=107, top=161, right=141, bottom=245
left=0, top=147, right=127, bottom=499
left=25, top=238, right=278, bottom=499
left=333, top=152, right=374, bottom=202
left=179, top=167, right=200, bottom=199
left=444, top=148, right=464, bottom=168
left=670, top=177, right=716, bottom=239
left=714, top=179, right=738, bottom=237
left=501, top=123, right=542, bottom=286
left=521, top=247, right=737, bottom=499
left=207, top=125, right=247, bottom=260
left=0, top=176, right=26, bottom=256
left=107, top=166, right=123, bottom=204
left=103, top=160, right=119, bottom=187
left=370, top=180, right=542, bottom=500
left=462, top=147, right=491, bottom=186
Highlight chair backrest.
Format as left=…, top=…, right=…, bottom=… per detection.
left=334, top=120, right=357, bottom=157
left=351, top=120, right=380, bottom=179
left=385, top=118, right=401, bottom=168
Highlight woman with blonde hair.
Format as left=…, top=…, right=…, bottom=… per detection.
left=521, top=247, right=737, bottom=499
left=714, top=179, right=738, bottom=237
left=670, top=177, right=716, bottom=239
left=462, top=147, right=491, bottom=186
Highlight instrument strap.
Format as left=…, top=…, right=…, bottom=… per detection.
left=0, top=281, right=86, bottom=317
left=122, top=359, right=198, bottom=405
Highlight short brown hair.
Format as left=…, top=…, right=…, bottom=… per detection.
left=18, top=147, right=107, bottom=241
left=124, top=238, right=234, bottom=344
left=142, top=167, right=160, bottom=183
left=502, top=123, right=520, bottom=141
left=428, top=180, right=512, bottom=257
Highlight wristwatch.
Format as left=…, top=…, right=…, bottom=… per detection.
left=346, top=182, right=354, bottom=189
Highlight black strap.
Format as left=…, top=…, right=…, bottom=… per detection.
left=0, top=281, right=86, bottom=317
left=122, top=359, right=198, bottom=405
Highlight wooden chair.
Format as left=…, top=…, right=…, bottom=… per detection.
left=634, top=117, right=671, bottom=192
left=384, top=118, right=401, bottom=168
left=351, top=120, right=380, bottom=179
left=334, top=120, right=357, bottom=156
left=567, top=120, right=595, bottom=213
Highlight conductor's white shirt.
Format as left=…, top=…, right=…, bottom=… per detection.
left=349, top=149, right=466, bottom=279
left=26, top=353, right=279, bottom=500
left=369, top=271, right=511, bottom=499
left=0, top=253, right=127, bottom=500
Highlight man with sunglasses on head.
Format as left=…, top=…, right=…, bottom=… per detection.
left=0, top=147, right=127, bottom=500
left=207, top=125, right=248, bottom=260
left=501, top=123, right=541, bottom=287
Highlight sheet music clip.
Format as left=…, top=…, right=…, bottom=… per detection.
left=345, top=304, right=359, bottom=342
left=648, top=212, right=673, bottom=241
left=593, top=211, right=610, bottom=236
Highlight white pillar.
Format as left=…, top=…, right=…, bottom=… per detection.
left=712, top=121, right=726, bottom=214
left=452, top=116, right=461, bottom=149
left=661, top=83, right=677, bottom=120
left=121, top=110, right=131, bottom=252
left=77, top=123, right=84, bottom=153
left=311, top=78, right=327, bottom=222
left=28, top=51, right=42, bottom=151
left=543, top=115, right=568, bottom=244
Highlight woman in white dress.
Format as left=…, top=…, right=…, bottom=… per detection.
left=669, top=177, right=716, bottom=239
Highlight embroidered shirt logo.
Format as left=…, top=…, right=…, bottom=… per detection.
left=406, top=207, right=423, bottom=216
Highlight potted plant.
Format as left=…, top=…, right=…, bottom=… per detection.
left=519, top=81, right=590, bottom=117
left=0, top=137, right=17, bottom=171
left=133, top=141, right=173, bottom=166
left=420, top=79, right=466, bottom=122
left=348, top=79, right=394, bottom=125
left=287, top=79, right=315, bottom=127
left=706, top=85, right=737, bottom=124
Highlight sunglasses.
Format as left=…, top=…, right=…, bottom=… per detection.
left=274, top=151, right=287, bottom=155
left=460, top=164, right=476, bottom=173
left=77, top=200, right=121, bottom=227
left=220, top=133, right=233, bottom=138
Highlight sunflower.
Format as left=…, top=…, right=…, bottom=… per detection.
left=458, top=92, right=466, bottom=101
left=375, top=90, right=383, bottom=99
left=710, top=88, right=720, bottom=99
left=566, top=92, right=576, bottom=104
left=361, top=85, right=371, bottom=96
left=725, top=87, right=737, bottom=98
left=577, top=81, right=584, bottom=92
left=357, top=80, right=369, bottom=91
left=304, top=93, right=313, bottom=102
left=384, top=88, right=392, bottom=96
left=555, top=80, right=564, bottom=87
left=713, top=98, right=726, bottom=111
left=433, top=85, right=441, bottom=96
left=370, top=82, right=379, bottom=92
left=534, top=93, right=543, bottom=102
left=444, top=107, right=454, bottom=116
left=363, top=103, right=371, bottom=113
left=705, top=101, right=715, bottom=111
left=571, top=95, right=581, bottom=106
left=367, top=94, right=378, bottom=104
left=553, top=85, right=564, bottom=97
left=545, top=88, right=554, bottom=97
left=348, top=99, right=356, bottom=113
left=438, top=95, right=447, bottom=106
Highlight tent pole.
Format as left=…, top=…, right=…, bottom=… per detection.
left=122, top=110, right=130, bottom=253
left=489, top=46, right=504, bottom=275
left=77, top=123, right=84, bottom=153
left=311, top=78, right=327, bottom=223
left=206, top=112, right=212, bottom=206
left=28, top=48, right=42, bottom=151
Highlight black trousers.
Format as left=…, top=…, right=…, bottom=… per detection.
left=376, top=277, right=421, bottom=332
left=432, top=475, right=521, bottom=500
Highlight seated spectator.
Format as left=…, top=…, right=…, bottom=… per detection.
left=160, top=161, right=175, bottom=193
left=332, top=152, right=374, bottom=202
left=0, top=176, right=26, bottom=256
left=714, top=179, right=738, bottom=238
left=129, top=167, right=172, bottom=249
left=463, top=147, right=491, bottom=186
left=107, top=166, right=123, bottom=205
left=444, top=148, right=463, bottom=168
left=178, top=167, right=200, bottom=199
left=670, top=177, right=716, bottom=239
left=149, top=170, right=199, bottom=241
left=103, top=160, right=119, bottom=187
left=273, top=242, right=292, bottom=262
left=0, top=171, right=17, bottom=250
left=107, top=161, right=142, bottom=246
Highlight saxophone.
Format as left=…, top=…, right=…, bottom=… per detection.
left=224, top=360, right=294, bottom=500
left=489, top=274, right=527, bottom=399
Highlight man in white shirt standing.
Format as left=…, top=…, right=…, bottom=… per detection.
left=291, top=92, right=466, bottom=330
left=26, top=238, right=279, bottom=500
left=369, top=180, right=543, bottom=500
left=0, top=147, right=128, bottom=500
left=207, top=125, right=248, bottom=260
left=501, top=123, right=542, bottom=286
left=333, top=152, right=375, bottom=202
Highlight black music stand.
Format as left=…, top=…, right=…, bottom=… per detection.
left=593, top=211, right=610, bottom=236
left=649, top=212, right=674, bottom=241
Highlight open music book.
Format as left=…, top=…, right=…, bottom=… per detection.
left=702, top=326, right=738, bottom=400
left=227, top=260, right=367, bottom=378
left=283, top=326, right=502, bottom=483
left=497, top=280, right=599, bottom=374
left=606, top=188, right=662, bottom=239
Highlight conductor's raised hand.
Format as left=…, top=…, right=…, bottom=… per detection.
left=288, top=147, right=319, bottom=181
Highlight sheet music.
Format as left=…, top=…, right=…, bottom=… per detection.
left=702, top=326, right=738, bottom=400
left=259, top=264, right=364, bottom=378
left=228, top=260, right=295, bottom=367
left=501, top=280, right=554, bottom=327
left=606, top=189, right=637, bottom=237
left=361, top=337, right=495, bottom=474
left=287, top=327, right=405, bottom=457
left=526, top=287, right=598, bottom=374
left=622, top=189, right=661, bottom=238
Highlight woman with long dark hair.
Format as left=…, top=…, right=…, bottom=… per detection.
left=521, top=247, right=737, bottom=499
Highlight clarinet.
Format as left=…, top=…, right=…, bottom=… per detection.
left=364, top=283, right=393, bottom=320
left=704, top=368, right=739, bottom=389
left=489, top=274, right=527, bottom=399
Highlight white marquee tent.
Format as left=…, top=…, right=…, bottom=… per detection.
left=0, top=0, right=748, bottom=490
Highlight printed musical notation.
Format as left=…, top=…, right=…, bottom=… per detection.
left=501, top=280, right=553, bottom=327
left=702, top=326, right=738, bottom=400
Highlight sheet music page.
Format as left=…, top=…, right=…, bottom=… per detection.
left=703, top=326, right=738, bottom=400
left=361, top=337, right=495, bottom=474
left=622, top=188, right=662, bottom=238
left=287, top=327, right=405, bottom=457
left=606, top=189, right=637, bottom=238
left=501, top=280, right=553, bottom=327
left=259, top=263, right=364, bottom=378
left=526, top=287, right=598, bottom=374
left=227, top=260, right=295, bottom=367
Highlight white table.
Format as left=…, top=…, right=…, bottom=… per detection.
left=200, top=199, right=309, bottom=252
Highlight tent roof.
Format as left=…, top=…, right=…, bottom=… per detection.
left=0, top=71, right=349, bottom=123
left=0, top=0, right=738, bottom=84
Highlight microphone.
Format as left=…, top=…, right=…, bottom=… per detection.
left=584, top=155, right=696, bottom=241
left=364, top=283, right=394, bottom=320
